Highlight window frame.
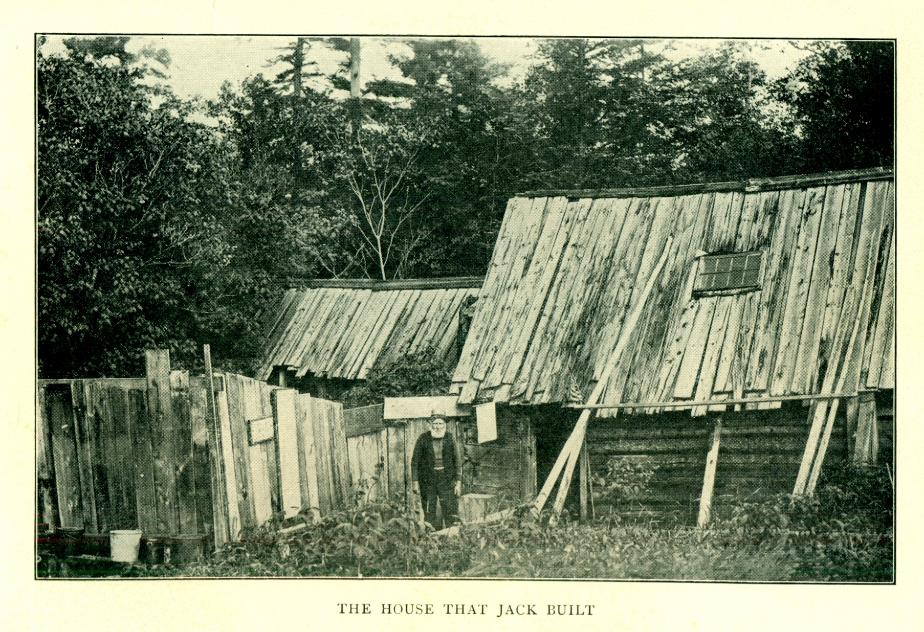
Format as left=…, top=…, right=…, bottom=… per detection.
left=692, top=250, right=764, bottom=297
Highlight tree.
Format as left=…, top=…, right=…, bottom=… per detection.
left=337, top=121, right=433, bottom=280
left=654, top=42, right=800, bottom=182
left=37, top=50, right=231, bottom=376
left=777, top=41, right=894, bottom=172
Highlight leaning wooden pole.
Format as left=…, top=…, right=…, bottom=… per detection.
left=697, top=418, right=722, bottom=527
left=804, top=292, right=866, bottom=495
left=792, top=289, right=859, bottom=496
left=533, top=236, right=674, bottom=520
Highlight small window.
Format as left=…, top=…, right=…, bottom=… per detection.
left=694, top=252, right=762, bottom=294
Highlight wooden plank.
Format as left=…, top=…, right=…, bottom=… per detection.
left=851, top=392, right=877, bottom=465
left=383, top=396, right=468, bottom=420
left=691, top=299, right=732, bottom=416
left=579, top=439, right=589, bottom=521
left=223, top=373, right=255, bottom=532
left=188, top=379, right=213, bottom=539
left=697, top=419, right=723, bottom=527
left=329, top=400, right=351, bottom=509
left=242, top=379, right=273, bottom=525
left=201, top=347, right=229, bottom=546
left=295, top=394, right=321, bottom=520
left=107, top=386, right=139, bottom=530
left=866, top=228, right=895, bottom=388
left=308, top=396, right=333, bottom=514
left=770, top=187, right=827, bottom=394
left=170, top=371, right=198, bottom=534
left=260, top=383, right=280, bottom=514
left=47, top=387, right=83, bottom=528
left=69, top=380, right=99, bottom=532
left=212, top=375, right=241, bottom=540
left=387, top=424, right=407, bottom=505
left=791, top=184, right=846, bottom=392
left=36, top=385, right=58, bottom=529
left=145, top=350, right=179, bottom=534
left=273, top=389, right=302, bottom=518
left=90, top=384, right=119, bottom=533
left=673, top=297, right=718, bottom=399
left=248, top=416, right=275, bottom=444
left=792, top=288, right=859, bottom=495
left=87, top=383, right=112, bottom=532
left=816, top=183, right=861, bottom=390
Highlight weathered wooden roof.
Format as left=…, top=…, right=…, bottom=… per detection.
left=452, top=168, right=895, bottom=414
left=259, top=278, right=481, bottom=381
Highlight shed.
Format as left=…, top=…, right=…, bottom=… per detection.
left=450, top=168, right=894, bottom=521
left=258, top=277, right=481, bottom=399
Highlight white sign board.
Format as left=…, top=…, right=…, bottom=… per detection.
left=475, top=401, right=497, bottom=444
left=248, top=415, right=274, bottom=445
left=383, top=395, right=469, bottom=420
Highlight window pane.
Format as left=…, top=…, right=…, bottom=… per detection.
left=696, top=252, right=763, bottom=294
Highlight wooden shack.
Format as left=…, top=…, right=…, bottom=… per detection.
left=258, top=277, right=481, bottom=400
left=450, top=168, right=895, bottom=522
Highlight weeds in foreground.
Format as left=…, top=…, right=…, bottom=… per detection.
left=41, top=463, right=893, bottom=581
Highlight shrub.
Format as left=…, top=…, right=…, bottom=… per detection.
left=340, top=347, right=453, bottom=408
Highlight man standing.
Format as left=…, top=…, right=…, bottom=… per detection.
left=411, top=415, right=461, bottom=529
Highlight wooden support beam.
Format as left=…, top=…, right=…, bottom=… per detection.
left=549, top=424, right=586, bottom=524
left=579, top=439, right=589, bottom=521
left=566, top=392, right=855, bottom=411
left=533, top=236, right=674, bottom=520
left=852, top=391, right=879, bottom=466
left=697, top=418, right=723, bottom=527
left=793, top=289, right=859, bottom=496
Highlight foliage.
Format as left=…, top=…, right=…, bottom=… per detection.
left=340, top=347, right=454, bottom=408
left=716, top=463, right=894, bottom=581
left=39, top=461, right=891, bottom=581
left=37, top=36, right=894, bottom=376
left=776, top=41, right=894, bottom=172
left=37, top=52, right=234, bottom=376
left=591, top=456, right=659, bottom=511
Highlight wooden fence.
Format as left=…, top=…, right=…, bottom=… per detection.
left=36, top=351, right=350, bottom=547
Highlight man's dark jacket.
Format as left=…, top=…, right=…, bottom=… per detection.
left=411, top=432, right=459, bottom=491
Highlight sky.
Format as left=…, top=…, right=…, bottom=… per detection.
left=41, top=35, right=810, bottom=101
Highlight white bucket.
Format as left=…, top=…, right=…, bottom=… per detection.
left=110, top=529, right=142, bottom=563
